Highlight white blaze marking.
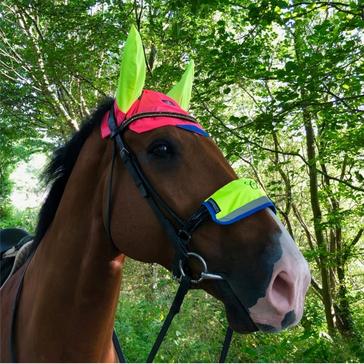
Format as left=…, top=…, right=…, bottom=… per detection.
left=248, top=209, right=311, bottom=330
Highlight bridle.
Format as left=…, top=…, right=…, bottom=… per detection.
left=106, top=106, right=256, bottom=362
left=106, top=109, right=224, bottom=283
left=7, top=106, right=256, bottom=363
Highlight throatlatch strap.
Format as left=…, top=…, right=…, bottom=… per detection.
left=146, top=276, right=191, bottom=363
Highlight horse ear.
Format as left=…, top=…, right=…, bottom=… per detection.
left=167, top=60, right=194, bottom=110
left=115, top=25, right=146, bottom=112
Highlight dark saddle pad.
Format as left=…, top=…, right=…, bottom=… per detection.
left=1, top=228, right=33, bottom=287
left=0, top=228, right=32, bottom=255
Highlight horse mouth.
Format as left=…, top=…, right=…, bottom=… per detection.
left=202, top=279, right=259, bottom=334
left=202, top=277, right=294, bottom=334
left=221, top=283, right=299, bottom=333
left=224, top=302, right=259, bottom=333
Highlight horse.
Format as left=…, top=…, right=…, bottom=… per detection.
left=0, top=26, right=310, bottom=362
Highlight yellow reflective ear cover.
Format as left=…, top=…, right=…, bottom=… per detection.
left=167, top=60, right=194, bottom=111
left=203, top=179, right=275, bottom=225
left=115, top=25, right=146, bottom=113
left=115, top=27, right=194, bottom=113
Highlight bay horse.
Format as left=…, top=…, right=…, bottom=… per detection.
left=0, top=26, right=310, bottom=362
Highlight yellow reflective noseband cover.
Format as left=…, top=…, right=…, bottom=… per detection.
left=203, top=179, right=275, bottom=225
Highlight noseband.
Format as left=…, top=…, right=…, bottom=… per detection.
left=106, top=107, right=237, bottom=362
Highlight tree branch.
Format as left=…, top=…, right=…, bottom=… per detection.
left=289, top=1, right=363, bottom=18
left=310, top=277, right=324, bottom=300
left=199, top=99, right=364, bottom=193
left=343, top=229, right=364, bottom=262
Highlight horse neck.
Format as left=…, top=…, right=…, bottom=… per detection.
left=16, top=127, right=124, bottom=362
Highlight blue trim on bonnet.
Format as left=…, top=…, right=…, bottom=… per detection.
left=177, top=124, right=209, bottom=137
left=202, top=201, right=276, bottom=225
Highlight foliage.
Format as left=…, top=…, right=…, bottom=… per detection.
left=115, top=259, right=364, bottom=362
left=0, top=205, right=38, bottom=232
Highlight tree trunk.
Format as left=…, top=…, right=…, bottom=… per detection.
left=335, top=266, right=355, bottom=337
left=303, top=112, right=335, bottom=335
left=292, top=22, right=336, bottom=335
left=319, top=145, right=356, bottom=337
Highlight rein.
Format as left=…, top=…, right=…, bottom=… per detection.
left=106, top=108, right=235, bottom=362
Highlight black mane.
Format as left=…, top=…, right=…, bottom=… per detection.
left=31, top=97, right=114, bottom=253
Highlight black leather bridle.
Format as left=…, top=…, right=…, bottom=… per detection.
left=7, top=106, right=260, bottom=363
left=106, top=107, right=235, bottom=362
left=8, top=106, right=259, bottom=363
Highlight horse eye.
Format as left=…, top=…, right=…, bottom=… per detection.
left=148, top=141, right=174, bottom=158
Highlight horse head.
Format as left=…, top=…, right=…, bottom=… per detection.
left=0, top=25, right=312, bottom=363
left=104, top=26, right=311, bottom=334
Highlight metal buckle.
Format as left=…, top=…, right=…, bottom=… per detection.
left=177, top=252, right=224, bottom=284
left=178, top=229, right=191, bottom=243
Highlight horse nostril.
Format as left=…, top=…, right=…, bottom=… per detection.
left=270, top=271, right=294, bottom=314
left=272, top=273, right=290, bottom=298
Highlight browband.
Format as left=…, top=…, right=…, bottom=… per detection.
left=111, top=111, right=198, bottom=137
